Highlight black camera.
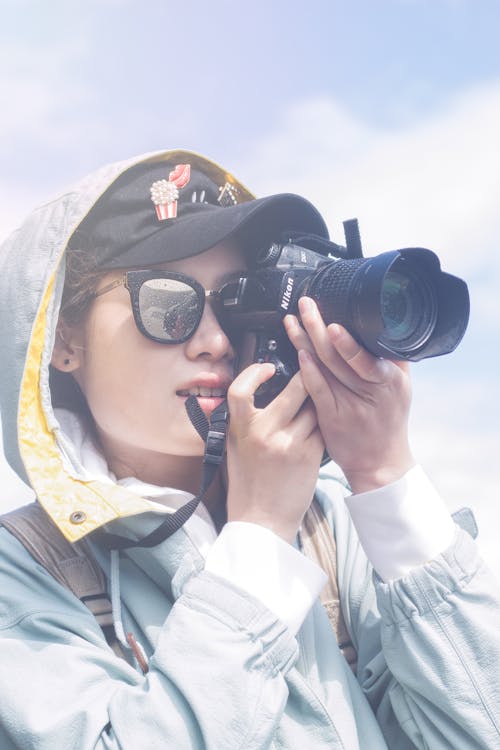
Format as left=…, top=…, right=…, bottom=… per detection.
left=219, top=220, right=470, bottom=406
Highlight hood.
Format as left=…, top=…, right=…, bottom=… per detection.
left=0, top=149, right=259, bottom=541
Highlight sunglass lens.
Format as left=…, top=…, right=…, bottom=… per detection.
left=138, top=279, right=201, bottom=341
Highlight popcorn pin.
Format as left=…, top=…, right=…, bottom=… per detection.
left=150, top=164, right=191, bottom=221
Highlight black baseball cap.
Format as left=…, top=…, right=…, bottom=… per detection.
left=71, top=150, right=329, bottom=268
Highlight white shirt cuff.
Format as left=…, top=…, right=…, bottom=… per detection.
left=204, top=522, right=327, bottom=635
left=345, top=465, right=456, bottom=582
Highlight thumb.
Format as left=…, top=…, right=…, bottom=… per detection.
left=228, top=362, right=276, bottom=421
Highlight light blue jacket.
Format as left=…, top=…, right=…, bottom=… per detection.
left=1, top=150, right=500, bottom=748
left=1, top=475, right=500, bottom=749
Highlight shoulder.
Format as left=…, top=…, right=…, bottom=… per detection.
left=0, top=522, right=44, bottom=576
left=0, top=525, right=92, bottom=630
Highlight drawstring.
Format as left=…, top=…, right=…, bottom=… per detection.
left=110, top=549, right=149, bottom=674
left=110, top=549, right=129, bottom=651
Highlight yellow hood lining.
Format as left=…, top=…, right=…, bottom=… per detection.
left=16, top=149, right=256, bottom=541
left=18, top=271, right=157, bottom=542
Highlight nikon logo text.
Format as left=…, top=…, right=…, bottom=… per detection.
left=280, top=276, right=294, bottom=311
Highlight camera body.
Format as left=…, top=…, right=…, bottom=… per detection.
left=219, top=222, right=470, bottom=406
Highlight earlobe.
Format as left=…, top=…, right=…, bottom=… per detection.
left=51, top=321, right=84, bottom=373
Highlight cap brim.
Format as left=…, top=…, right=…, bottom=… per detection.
left=101, top=193, right=329, bottom=269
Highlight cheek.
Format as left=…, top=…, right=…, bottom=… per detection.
left=82, top=342, right=141, bottom=430
left=79, top=312, right=148, bottom=409
left=76, top=311, right=191, bottom=444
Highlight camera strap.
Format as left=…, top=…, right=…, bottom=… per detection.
left=95, top=397, right=229, bottom=550
left=283, top=219, right=363, bottom=259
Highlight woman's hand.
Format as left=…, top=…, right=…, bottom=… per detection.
left=226, top=362, right=325, bottom=543
left=284, top=297, right=415, bottom=494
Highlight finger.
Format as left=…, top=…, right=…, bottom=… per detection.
left=228, top=362, right=276, bottom=421
left=265, top=369, right=311, bottom=423
left=283, top=314, right=315, bottom=354
left=297, top=297, right=366, bottom=389
left=298, top=348, right=340, bottom=412
left=291, top=399, right=321, bottom=441
left=327, top=324, right=396, bottom=384
left=299, top=423, right=326, bottom=466
left=393, top=359, right=411, bottom=375
left=282, top=399, right=325, bottom=462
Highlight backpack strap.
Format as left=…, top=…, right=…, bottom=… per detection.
left=0, top=502, right=121, bottom=653
left=300, top=497, right=358, bottom=673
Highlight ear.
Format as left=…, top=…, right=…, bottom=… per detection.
left=51, top=319, right=85, bottom=373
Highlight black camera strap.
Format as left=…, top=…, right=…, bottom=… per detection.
left=95, top=397, right=229, bottom=550
left=283, top=219, right=363, bottom=259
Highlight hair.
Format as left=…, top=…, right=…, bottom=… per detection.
left=49, top=233, right=108, bottom=416
left=59, top=234, right=108, bottom=326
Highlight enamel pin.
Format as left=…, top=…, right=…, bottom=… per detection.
left=150, top=164, right=191, bottom=220
left=218, top=181, right=240, bottom=207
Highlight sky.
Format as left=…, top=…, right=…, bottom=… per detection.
left=1, top=0, right=499, bottom=570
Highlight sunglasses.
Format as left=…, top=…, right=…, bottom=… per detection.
left=93, top=269, right=240, bottom=344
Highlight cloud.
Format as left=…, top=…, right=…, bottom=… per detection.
left=410, top=385, right=500, bottom=572
left=238, top=81, right=500, bottom=275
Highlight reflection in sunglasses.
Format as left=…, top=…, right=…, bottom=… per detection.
left=140, top=282, right=200, bottom=341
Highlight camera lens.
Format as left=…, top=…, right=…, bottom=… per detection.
left=306, top=250, right=446, bottom=359
left=378, top=258, right=437, bottom=352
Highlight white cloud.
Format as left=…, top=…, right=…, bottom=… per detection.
left=238, top=81, right=500, bottom=276
left=410, top=392, right=499, bottom=572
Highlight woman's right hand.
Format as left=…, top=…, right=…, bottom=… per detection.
left=225, top=362, right=325, bottom=544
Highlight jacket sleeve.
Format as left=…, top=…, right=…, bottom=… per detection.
left=0, top=528, right=297, bottom=750
left=374, top=527, right=500, bottom=749
left=318, top=472, right=500, bottom=750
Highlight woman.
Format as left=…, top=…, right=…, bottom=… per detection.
left=0, top=150, right=499, bottom=749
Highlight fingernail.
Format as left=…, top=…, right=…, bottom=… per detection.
left=299, top=296, right=313, bottom=314
left=298, top=349, right=311, bottom=365
left=328, top=323, right=341, bottom=337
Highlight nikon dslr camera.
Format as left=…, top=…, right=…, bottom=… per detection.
left=218, top=220, right=470, bottom=406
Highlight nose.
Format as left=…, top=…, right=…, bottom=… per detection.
left=184, top=299, right=235, bottom=362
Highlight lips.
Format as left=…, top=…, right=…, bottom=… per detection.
left=176, top=376, right=230, bottom=417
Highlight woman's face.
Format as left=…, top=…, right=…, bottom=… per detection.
left=59, top=241, right=246, bottom=469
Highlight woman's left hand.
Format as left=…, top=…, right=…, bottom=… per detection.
left=284, top=297, right=415, bottom=494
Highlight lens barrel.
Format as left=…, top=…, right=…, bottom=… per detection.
left=305, top=248, right=469, bottom=361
